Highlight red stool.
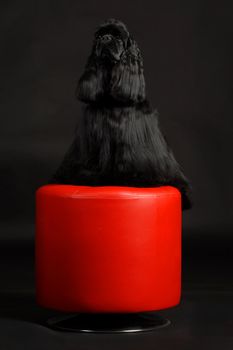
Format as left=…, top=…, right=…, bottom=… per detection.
left=35, top=185, right=182, bottom=332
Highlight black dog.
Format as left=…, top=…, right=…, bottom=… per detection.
left=50, top=18, right=192, bottom=210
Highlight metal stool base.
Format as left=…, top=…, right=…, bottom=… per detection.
left=47, top=312, right=171, bottom=333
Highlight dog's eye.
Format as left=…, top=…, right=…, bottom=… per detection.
left=115, top=35, right=122, bottom=41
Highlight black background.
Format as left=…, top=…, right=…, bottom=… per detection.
left=1, top=0, right=233, bottom=348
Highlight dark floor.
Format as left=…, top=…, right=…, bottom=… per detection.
left=0, top=224, right=233, bottom=349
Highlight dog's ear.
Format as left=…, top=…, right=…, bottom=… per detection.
left=110, top=38, right=146, bottom=103
left=76, top=50, right=105, bottom=103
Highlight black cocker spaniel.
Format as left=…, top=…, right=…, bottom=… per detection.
left=50, top=18, right=192, bottom=210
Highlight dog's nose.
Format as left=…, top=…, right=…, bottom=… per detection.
left=101, top=34, right=112, bottom=44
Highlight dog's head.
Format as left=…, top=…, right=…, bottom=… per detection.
left=94, top=18, right=129, bottom=63
left=76, top=19, right=146, bottom=104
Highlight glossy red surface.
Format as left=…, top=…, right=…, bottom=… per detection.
left=35, top=185, right=182, bottom=313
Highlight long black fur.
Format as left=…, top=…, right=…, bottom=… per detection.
left=50, top=18, right=192, bottom=210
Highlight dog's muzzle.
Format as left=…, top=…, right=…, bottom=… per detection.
left=95, top=35, right=124, bottom=62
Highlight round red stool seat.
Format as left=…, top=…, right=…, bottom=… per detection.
left=35, top=185, right=181, bottom=314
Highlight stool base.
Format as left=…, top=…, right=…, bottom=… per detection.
left=46, top=312, right=171, bottom=333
